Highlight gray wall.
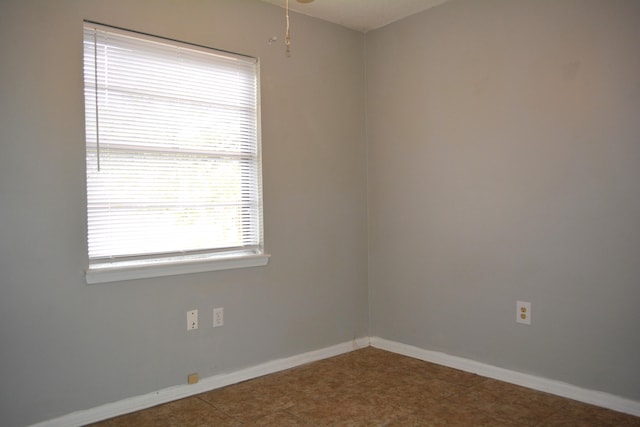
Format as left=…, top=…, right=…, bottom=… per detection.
left=0, top=1, right=368, bottom=425
left=367, top=0, right=640, bottom=401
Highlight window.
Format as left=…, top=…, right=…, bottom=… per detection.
left=83, top=22, right=268, bottom=284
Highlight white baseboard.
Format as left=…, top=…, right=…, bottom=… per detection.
left=31, top=337, right=370, bottom=427
left=370, top=336, right=640, bottom=417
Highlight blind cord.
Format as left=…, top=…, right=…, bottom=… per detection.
left=93, top=30, right=101, bottom=171
left=285, top=0, right=291, bottom=57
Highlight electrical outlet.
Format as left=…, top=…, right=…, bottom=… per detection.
left=187, top=309, right=198, bottom=331
left=516, top=301, right=531, bottom=325
left=213, top=307, right=224, bottom=328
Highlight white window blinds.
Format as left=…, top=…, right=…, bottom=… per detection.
left=83, top=22, right=263, bottom=265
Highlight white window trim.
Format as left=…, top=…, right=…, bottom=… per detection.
left=86, top=253, right=270, bottom=284
left=82, top=22, right=269, bottom=284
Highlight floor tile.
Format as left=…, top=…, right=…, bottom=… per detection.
left=538, top=400, right=640, bottom=427
left=452, top=387, right=554, bottom=426
left=388, top=403, right=516, bottom=427
left=258, top=363, right=362, bottom=400
left=86, top=396, right=241, bottom=427
left=198, top=378, right=295, bottom=423
left=286, top=390, right=414, bottom=426
left=251, top=410, right=308, bottom=426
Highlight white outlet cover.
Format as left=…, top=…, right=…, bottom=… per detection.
left=187, top=309, right=198, bottom=330
left=213, top=307, right=224, bottom=328
left=516, top=301, right=531, bottom=325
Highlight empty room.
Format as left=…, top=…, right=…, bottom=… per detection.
left=0, top=0, right=639, bottom=425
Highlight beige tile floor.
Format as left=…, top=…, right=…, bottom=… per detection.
left=88, top=347, right=640, bottom=426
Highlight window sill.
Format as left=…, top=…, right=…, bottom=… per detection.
left=86, top=253, right=270, bottom=284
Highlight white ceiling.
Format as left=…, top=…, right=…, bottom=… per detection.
left=260, top=0, right=452, bottom=33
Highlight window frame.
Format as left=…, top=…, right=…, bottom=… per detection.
left=82, top=22, right=268, bottom=284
